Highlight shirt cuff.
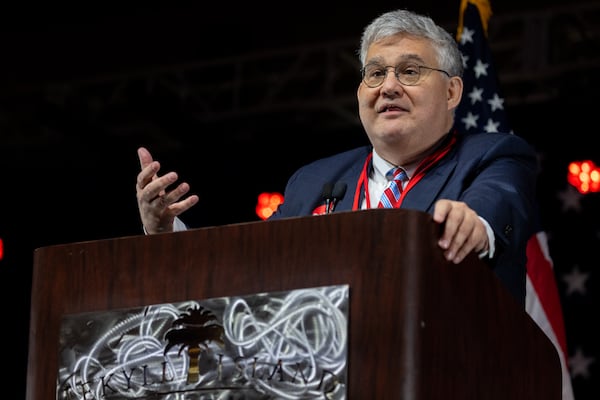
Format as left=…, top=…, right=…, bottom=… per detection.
left=142, top=217, right=188, bottom=235
left=478, top=216, right=495, bottom=259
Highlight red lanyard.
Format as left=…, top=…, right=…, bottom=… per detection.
left=352, top=132, right=457, bottom=210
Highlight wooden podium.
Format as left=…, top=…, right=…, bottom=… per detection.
left=27, top=209, right=562, bottom=399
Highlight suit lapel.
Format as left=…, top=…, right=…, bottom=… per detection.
left=334, top=162, right=365, bottom=212
left=402, top=157, right=458, bottom=212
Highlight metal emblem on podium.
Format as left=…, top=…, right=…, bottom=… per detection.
left=57, top=285, right=349, bottom=399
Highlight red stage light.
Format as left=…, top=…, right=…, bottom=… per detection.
left=255, top=192, right=284, bottom=220
left=567, top=160, right=600, bottom=194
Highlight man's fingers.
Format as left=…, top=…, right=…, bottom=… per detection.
left=141, top=172, right=178, bottom=202
left=168, top=194, right=200, bottom=216
left=137, top=147, right=154, bottom=169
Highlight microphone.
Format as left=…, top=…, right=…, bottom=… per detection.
left=328, top=182, right=347, bottom=214
left=321, top=183, right=333, bottom=214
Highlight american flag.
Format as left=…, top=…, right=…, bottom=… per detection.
left=453, top=1, right=575, bottom=399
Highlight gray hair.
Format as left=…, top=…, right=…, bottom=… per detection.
left=358, top=9, right=464, bottom=78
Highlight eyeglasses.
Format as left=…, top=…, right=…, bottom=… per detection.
left=361, top=62, right=451, bottom=88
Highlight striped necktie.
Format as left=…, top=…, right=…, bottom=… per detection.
left=378, top=167, right=408, bottom=208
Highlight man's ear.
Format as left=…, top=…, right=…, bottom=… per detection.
left=447, top=76, right=463, bottom=109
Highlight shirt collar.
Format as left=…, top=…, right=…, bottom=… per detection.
left=371, top=149, right=417, bottom=182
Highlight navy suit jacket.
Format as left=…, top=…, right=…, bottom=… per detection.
left=269, top=131, right=538, bottom=305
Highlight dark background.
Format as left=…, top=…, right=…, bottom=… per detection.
left=1, top=1, right=598, bottom=398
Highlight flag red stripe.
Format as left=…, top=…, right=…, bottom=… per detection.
left=526, top=232, right=568, bottom=356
